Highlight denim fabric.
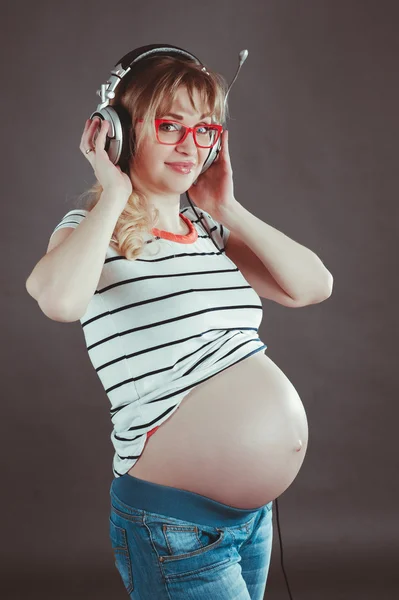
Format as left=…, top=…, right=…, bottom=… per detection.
left=109, top=473, right=273, bottom=599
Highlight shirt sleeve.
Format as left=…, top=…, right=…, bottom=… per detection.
left=49, top=208, right=89, bottom=241
left=197, top=208, right=231, bottom=251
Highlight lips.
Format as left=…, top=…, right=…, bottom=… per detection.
left=165, top=162, right=196, bottom=167
left=165, top=162, right=196, bottom=175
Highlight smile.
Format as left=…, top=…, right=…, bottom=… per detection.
left=165, top=163, right=193, bottom=174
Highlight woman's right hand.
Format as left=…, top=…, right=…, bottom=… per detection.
left=79, top=117, right=133, bottom=200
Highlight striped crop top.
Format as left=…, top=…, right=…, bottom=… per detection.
left=49, top=204, right=267, bottom=477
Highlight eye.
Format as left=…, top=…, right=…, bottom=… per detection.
left=159, top=122, right=180, bottom=132
left=196, top=125, right=218, bottom=138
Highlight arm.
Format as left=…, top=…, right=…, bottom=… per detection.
left=26, top=188, right=128, bottom=322
left=221, top=200, right=333, bottom=305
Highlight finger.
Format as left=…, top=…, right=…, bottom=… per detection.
left=222, top=131, right=230, bottom=163
left=88, top=117, right=101, bottom=133
left=95, top=119, right=109, bottom=147
left=92, top=119, right=104, bottom=148
left=81, top=118, right=100, bottom=149
left=80, top=119, right=93, bottom=144
left=219, top=137, right=226, bottom=156
left=101, top=119, right=110, bottom=136
left=223, top=130, right=228, bottom=149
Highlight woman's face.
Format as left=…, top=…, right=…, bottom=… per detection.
left=129, top=86, right=213, bottom=196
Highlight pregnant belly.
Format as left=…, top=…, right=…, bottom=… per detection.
left=128, top=350, right=309, bottom=509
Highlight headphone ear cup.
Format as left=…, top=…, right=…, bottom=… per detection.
left=198, top=136, right=221, bottom=176
left=108, top=105, right=134, bottom=174
left=90, top=105, right=133, bottom=175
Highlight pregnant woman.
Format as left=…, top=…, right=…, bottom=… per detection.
left=26, top=44, right=333, bottom=599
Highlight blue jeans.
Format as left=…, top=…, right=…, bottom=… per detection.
left=109, top=473, right=273, bottom=599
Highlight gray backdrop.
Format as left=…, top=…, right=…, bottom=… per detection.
left=3, top=0, right=398, bottom=598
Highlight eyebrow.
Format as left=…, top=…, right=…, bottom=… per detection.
left=164, top=112, right=212, bottom=121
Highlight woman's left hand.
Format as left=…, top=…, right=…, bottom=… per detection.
left=187, top=130, right=236, bottom=222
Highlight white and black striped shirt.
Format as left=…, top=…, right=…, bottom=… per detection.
left=50, top=204, right=267, bottom=477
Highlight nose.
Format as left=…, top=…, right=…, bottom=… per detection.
left=177, top=128, right=198, bottom=152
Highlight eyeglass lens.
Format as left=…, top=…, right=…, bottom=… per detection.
left=157, top=121, right=219, bottom=148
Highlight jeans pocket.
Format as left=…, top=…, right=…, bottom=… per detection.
left=159, top=523, right=225, bottom=563
left=109, top=515, right=134, bottom=595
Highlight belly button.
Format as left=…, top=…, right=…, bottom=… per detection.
left=294, top=439, right=303, bottom=452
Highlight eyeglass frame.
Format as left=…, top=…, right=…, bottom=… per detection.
left=136, top=118, right=223, bottom=148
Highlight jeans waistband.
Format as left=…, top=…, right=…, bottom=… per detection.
left=111, top=474, right=272, bottom=528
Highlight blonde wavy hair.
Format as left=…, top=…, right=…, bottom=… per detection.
left=75, top=54, right=230, bottom=261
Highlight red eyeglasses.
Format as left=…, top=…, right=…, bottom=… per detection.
left=136, top=119, right=223, bottom=149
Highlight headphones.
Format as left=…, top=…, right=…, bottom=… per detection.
left=88, top=43, right=248, bottom=250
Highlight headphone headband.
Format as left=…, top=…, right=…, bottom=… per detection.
left=96, top=44, right=204, bottom=109
left=115, top=44, right=203, bottom=70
